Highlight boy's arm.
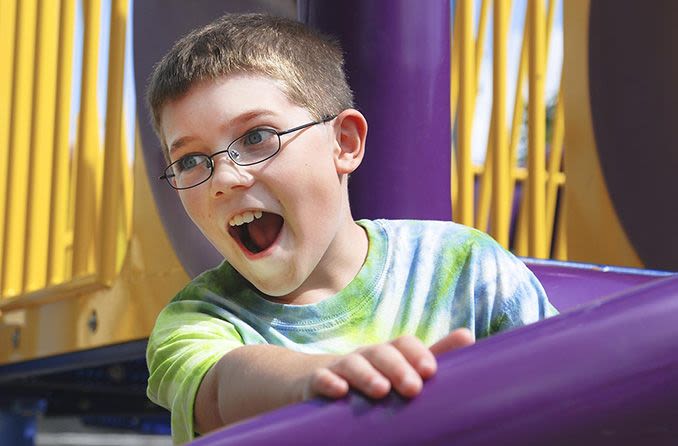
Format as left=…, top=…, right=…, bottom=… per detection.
left=195, top=329, right=474, bottom=434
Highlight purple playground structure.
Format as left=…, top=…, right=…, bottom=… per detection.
left=128, top=1, right=678, bottom=444
left=187, top=262, right=677, bottom=446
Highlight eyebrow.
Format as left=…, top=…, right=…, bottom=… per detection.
left=168, top=109, right=277, bottom=154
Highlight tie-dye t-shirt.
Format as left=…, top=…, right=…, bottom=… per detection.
left=147, top=219, right=557, bottom=444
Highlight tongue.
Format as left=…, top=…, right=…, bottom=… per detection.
left=247, top=212, right=283, bottom=252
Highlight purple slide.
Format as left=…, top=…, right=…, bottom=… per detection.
left=189, top=262, right=678, bottom=446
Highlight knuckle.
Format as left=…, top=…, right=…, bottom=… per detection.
left=311, top=369, right=334, bottom=388
left=389, top=368, right=410, bottom=386
left=365, top=343, right=396, bottom=358
left=393, top=334, right=422, bottom=348
left=311, top=367, right=328, bottom=382
left=332, top=353, right=363, bottom=376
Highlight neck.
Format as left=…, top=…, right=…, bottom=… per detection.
left=281, top=216, right=368, bottom=305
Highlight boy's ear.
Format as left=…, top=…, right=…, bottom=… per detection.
left=333, top=109, right=367, bottom=175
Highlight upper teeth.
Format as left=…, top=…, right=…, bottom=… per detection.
left=229, top=210, right=263, bottom=226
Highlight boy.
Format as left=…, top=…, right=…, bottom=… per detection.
left=146, top=13, right=557, bottom=444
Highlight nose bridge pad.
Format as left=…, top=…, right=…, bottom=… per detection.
left=229, top=148, right=242, bottom=162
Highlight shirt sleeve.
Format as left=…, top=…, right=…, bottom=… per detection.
left=468, top=232, right=558, bottom=338
left=146, top=299, right=245, bottom=445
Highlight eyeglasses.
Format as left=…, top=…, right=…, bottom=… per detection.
left=160, top=115, right=336, bottom=190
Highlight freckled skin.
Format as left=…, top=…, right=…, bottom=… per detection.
left=161, top=74, right=368, bottom=304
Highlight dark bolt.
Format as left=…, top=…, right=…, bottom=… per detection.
left=11, top=328, right=20, bottom=349
left=87, top=310, right=98, bottom=333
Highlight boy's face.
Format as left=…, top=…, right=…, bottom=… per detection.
left=160, top=74, right=353, bottom=298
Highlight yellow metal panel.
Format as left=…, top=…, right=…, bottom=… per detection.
left=0, top=136, right=190, bottom=364
left=562, top=0, right=641, bottom=267
left=0, top=0, right=18, bottom=293
left=527, top=0, right=547, bottom=258
left=48, top=0, right=76, bottom=286
left=490, top=0, right=509, bottom=247
left=24, top=0, right=61, bottom=293
left=72, top=0, right=102, bottom=278
left=1, top=0, right=38, bottom=297
left=457, top=0, right=475, bottom=226
left=0, top=275, right=102, bottom=312
left=98, top=0, right=129, bottom=285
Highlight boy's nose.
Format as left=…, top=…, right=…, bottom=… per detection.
left=209, top=154, right=254, bottom=197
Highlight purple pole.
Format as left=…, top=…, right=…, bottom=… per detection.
left=190, top=274, right=678, bottom=446
left=300, top=0, right=452, bottom=221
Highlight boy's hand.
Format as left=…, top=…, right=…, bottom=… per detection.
left=302, top=328, right=474, bottom=401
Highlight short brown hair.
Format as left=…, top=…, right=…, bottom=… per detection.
left=147, top=13, right=354, bottom=148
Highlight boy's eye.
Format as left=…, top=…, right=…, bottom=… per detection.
left=242, top=129, right=273, bottom=146
left=175, top=154, right=206, bottom=172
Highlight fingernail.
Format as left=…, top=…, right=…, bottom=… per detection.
left=419, top=357, right=436, bottom=374
left=367, top=377, right=388, bottom=394
left=403, top=374, right=422, bottom=393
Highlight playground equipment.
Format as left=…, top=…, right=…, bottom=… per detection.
left=0, top=0, right=676, bottom=444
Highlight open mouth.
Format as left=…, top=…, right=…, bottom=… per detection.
left=228, top=211, right=284, bottom=255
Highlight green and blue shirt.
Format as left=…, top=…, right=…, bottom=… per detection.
left=147, top=219, right=557, bottom=444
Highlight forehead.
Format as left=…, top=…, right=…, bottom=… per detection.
left=160, top=74, right=309, bottom=147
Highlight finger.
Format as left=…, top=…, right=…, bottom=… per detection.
left=390, top=335, right=437, bottom=379
left=330, top=353, right=391, bottom=398
left=306, top=368, right=349, bottom=400
left=361, top=343, right=424, bottom=398
left=429, top=328, right=475, bottom=356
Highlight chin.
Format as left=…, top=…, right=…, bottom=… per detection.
left=253, top=281, right=299, bottom=299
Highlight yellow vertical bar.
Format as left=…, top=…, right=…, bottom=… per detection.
left=527, top=0, right=546, bottom=258
left=553, top=192, right=567, bottom=260
left=542, top=0, right=558, bottom=251
left=510, top=0, right=557, bottom=253
left=98, top=0, right=128, bottom=284
left=545, top=89, right=564, bottom=247
left=476, top=0, right=513, bottom=235
left=490, top=0, right=509, bottom=247
left=545, top=0, right=557, bottom=61
left=457, top=0, right=475, bottom=226
left=450, top=0, right=462, bottom=213
left=72, top=0, right=102, bottom=277
left=47, top=0, right=76, bottom=285
left=506, top=15, right=528, bottom=226
left=514, top=176, right=529, bottom=256
left=119, top=122, right=134, bottom=256
left=1, top=0, right=38, bottom=297
left=474, top=0, right=490, bottom=88
left=475, top=120, right=493, bottom=231
left=0, top=0, right=18, bottom=298
left=469, top=0, right=491, bottom=231
left=24, top=0, right=61, bottom=293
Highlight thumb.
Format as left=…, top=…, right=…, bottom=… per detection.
left=429, top=328, right=475, bottom=356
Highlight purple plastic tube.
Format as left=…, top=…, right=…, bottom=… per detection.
left=299, top=0, right=452, bottom=221
left=190, top=275, right=678, bottom=446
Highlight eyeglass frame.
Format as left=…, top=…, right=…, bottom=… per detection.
left=159, top=114, right=337, bottom=190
